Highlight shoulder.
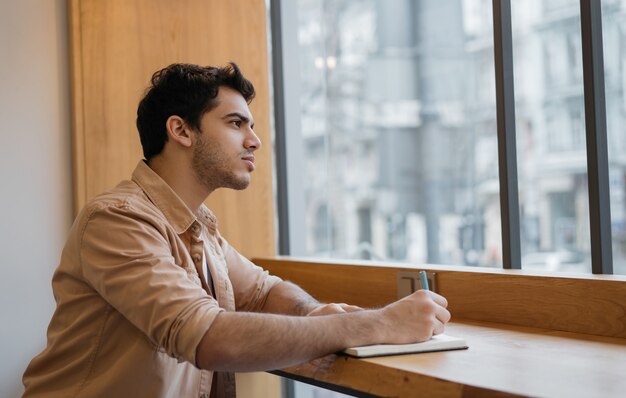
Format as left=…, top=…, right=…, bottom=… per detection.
left=75, top=180, right=168, bottom=236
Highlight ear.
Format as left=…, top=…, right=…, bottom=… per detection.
left=165, top=115, right=193, bottom=148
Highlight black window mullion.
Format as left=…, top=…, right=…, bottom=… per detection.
left=579, top=0, right=613, bottom=274
left=492, top=0, right=521, bottom=269
left=271, top=0, right=308, bottom=258
left=270, top=0, right=290, bottom=256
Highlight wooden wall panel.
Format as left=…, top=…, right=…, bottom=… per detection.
left=254, top=257, right=626, bottom=339
left=69, top=0, right=275, bottom=258
left=69, top=1, right=278, bottom=395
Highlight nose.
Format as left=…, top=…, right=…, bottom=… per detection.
left=244, top=127, right=262, bottom=151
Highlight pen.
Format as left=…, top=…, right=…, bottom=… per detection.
left=419, top=271, right=429, bottom=291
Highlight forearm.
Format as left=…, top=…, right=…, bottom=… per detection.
left=261, top=281, right=321, bottom=316
left=196, top=310, right=380, bottom=372
left=196, top=289, right=452, bottom=372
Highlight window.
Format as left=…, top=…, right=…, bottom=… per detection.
left=602, top=0, right=626, bottom=275
left=272, top=0, right=624, bottom=279
left=511, top=0, right=591, bottom=273
left=275, top=0, right=502, bottom=268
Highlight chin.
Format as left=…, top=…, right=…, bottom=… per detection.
left=229, top=176, right=251, bottom=190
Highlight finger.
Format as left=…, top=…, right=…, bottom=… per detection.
left=339, top=304, right=363, bottom=312
left=432, top=320, right=446, bottom=336
left=435, top=306, right=451, bottom=324
left=307, top=304, right=344, bottom=316
left=319, top=304, right=346, bottom=315
left=305, top=308, right=320, bottom=316
left=428, top=291, right=448, bottom=308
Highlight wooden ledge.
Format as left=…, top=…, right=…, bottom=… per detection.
left=253, top=257, right=626, bottom=339
left=272, top=320, right=626, bottom=398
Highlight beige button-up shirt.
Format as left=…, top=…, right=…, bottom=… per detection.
left=23, top=161, right=282, bottom=397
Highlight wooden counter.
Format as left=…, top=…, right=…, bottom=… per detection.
left=273, top=320, right=626, bottom=398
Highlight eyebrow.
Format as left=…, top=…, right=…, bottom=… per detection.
left=222, top=112, right=254, bottom=128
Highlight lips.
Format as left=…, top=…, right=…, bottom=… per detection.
left=242, top=155, right=255, bottom=171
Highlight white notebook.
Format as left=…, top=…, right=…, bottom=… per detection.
left=342, top=333, right=468, bottom=358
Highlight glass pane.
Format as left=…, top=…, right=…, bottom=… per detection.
left=294, top=0, right=502, bottom=267
left=511, top=0, right=592, bottom=273
left=601, top=0, right=626, bottom=275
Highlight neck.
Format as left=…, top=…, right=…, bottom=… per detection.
left=147, top=157, right=212, bottom=212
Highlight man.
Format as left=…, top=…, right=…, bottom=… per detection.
left=23, top=63, right=451, bottom=397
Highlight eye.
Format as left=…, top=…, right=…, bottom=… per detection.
left=230, top=120, right=242, bottom=128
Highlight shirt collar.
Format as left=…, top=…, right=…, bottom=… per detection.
left=196, top=206, right=219, bottom=235
left=131, top=160, right=200, bottom=235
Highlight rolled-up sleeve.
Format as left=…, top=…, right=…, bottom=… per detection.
left=81, top=203, right=222, bottom=365
left=218, top=234, right=282, bottom=312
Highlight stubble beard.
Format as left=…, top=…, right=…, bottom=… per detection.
left=192, top=134, right=250, bottom=192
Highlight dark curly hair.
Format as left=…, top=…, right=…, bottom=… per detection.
left=136, top=62, right=255, bottom=160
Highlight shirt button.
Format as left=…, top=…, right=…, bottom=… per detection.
left=191, top=224, right=200, bottom=233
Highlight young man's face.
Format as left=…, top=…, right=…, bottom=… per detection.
left=191, top=86, right=261, bottom=191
